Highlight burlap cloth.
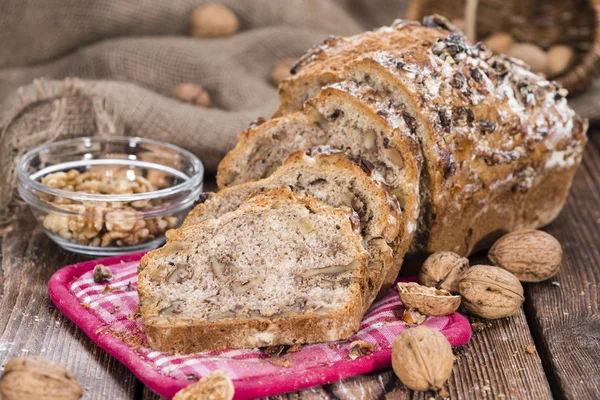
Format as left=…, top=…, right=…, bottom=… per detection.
left=0, top=0, right=597, bottom=229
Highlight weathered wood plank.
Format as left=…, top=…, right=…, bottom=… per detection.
left=0, top=220, right=139, bottom=400
left=524, top=136, right=600, bottom=399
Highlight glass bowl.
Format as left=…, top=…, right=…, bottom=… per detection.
left=17, top=137, right=204, bottom=256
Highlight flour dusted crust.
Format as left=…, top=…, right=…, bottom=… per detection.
left=274, top=18, right=452, bottom=117
left=272, top=15, right=588, bottom=255
left=185, top=149, right=401, bottom=302
left=139, top=187, right=370, bottom=353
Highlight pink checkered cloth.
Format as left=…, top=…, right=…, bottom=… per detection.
left=48, top=252, right=471, bottom=399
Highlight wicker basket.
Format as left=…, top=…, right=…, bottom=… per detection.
left=406, top=0, right=600, bottom=94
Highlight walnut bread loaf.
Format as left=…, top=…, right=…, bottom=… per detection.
left=219, top=14, right=587, bottom=256
left=184, top=147, right=402, bottom=302
left=139, top=15, right=587, bottom=354
left=138, top=187, right=370, bottom=353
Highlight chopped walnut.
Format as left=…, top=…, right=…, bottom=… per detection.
left=40, top=169, right=179, bottom=247
left=93, top=264, right=113, bottom=283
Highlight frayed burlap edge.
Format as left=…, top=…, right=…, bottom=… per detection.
left=0, top=78, right=123, bottom=234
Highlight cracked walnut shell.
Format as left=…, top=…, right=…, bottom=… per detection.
left=419, top=251, right=469, bottom=294
left=0, top=357, right=83, bottom=400
left=459, top=265, right=524, bottom=319
left=392, top=326, right=454, bottom=391
left=488, top=229, right=563, bottom=282
left=397, top=282, right=461, bottom=316
left=173, top=370, right=234, bottom=400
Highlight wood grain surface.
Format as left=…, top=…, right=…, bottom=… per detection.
left=4, top=136, right=600, bottom=399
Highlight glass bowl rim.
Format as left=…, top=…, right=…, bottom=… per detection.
left=17, top=136, right=204, bottom=202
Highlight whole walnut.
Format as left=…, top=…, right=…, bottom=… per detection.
left=271, top=58, right=297, bottom=86
left=419, top=251, right=469, bottom=294
left=173, top=370, right=234, bottom=400
left=459, top=265, right=524, bottom=319
left=488, top=229, right=562, bottom=282
left=190, top=4, right=239, bottom=38
left=392, top=326, right=454, bottom=391
left=172, top=83, right=211, bottom=107
left=0, top=357, right=83, bottom=400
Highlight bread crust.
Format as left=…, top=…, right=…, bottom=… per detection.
left=139, top=187, right=370, bottom=353
left=274, top=20, right=449, bottom=117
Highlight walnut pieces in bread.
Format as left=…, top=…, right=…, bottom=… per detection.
left=391, top=326, right=454, bottom=391
left=216, top=84, right=423, bottom=290
left=139, top=187, right=370, bottom=353
left=184, top=149, right=401, bottom=303
left=488, top=229, right=563, bottom=282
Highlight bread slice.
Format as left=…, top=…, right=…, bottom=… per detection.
left=138, top=187, right=370, bottom=353
left=184, top=148, right=401, bottom=301
left=273, top=17, right=451, bottom=117
left=217, top=85, right=422, bottom=288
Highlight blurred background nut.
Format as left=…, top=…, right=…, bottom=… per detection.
left=459, top=265, right=524, bottom=319
left=488, top=229, right=563, bottom=282
left=397, top=282, right=461, bottom=316
left=505, top=43, right=548, bottom=73
left=172, top=83, right=211, bottom=107
left=547, top=45, right=577, bottom=77
left=0, top=357, right=83, bottom=400
left=173, top=369, right=234, bottom=400
left=271, top=58, right=297, bottom=86
left=419, top=251, right=468, bottom=294
left=190, top=3, right=239, bottom=38
left=483, top=32, right=515, bottom=54
left=391, top=326, right=454, bottom=391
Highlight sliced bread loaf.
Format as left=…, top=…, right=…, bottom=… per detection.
left=184, top=148, right=401, bottom=301
left=217, top=85, right=422, bottom=287
left=273, top=15, right=588, bottom=255
left=139, top=187, right=370, bottom=353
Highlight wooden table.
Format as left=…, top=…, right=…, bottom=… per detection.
left=1, top=134, right=600, bottom=400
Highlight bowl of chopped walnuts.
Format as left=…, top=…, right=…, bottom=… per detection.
left=17, top=137, right=204, bottom=256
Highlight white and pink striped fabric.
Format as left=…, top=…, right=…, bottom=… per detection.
left=49, top=252, right=471, bottom=399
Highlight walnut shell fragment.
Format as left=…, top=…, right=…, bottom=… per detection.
left=0, top=357, right=83, bottom=400
left=173, top=370, right=234, bottom=400
left=397, top=282, right=461, bottom=316
left=459, top=265, right=524, bottom=319
left=488, top=229, right=563, bottom=282
left=419, top=251, right=469, bottom=293
left=392, top=326, right=454, bottom=391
